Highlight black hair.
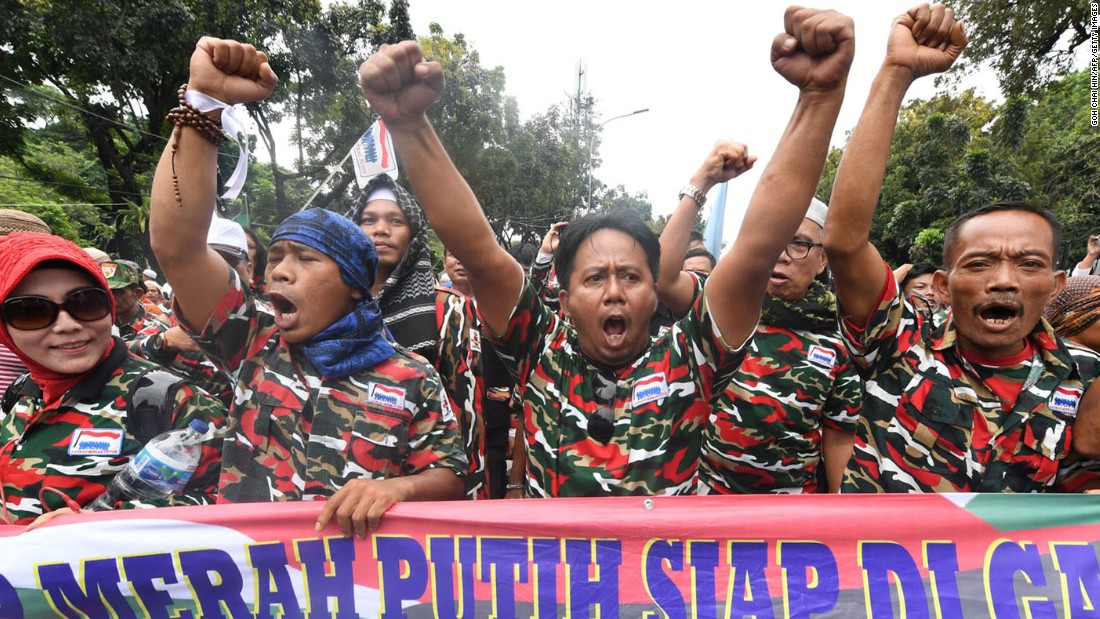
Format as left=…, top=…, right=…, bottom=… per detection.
left=942, top=201, right=1061, bottom=268
left=509, top=242, right=538, bottom=268
left=554, top=209, right=660, bottom=292
left=242, top=226, right=267, bottom=287
left=900, top=263, right=939, bottom=291
left=682, top=247, right=717, bottom=270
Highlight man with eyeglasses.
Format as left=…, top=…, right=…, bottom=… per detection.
left=358, top=6, right=855, bottom=497
left=659, top=149, right=859, bottom=494
left=102, top=259, right=169, bottom=342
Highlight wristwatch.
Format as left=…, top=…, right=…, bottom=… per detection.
left=678, top=183, right=707, bottom=208
left=147, top=332, right=173, bottom=362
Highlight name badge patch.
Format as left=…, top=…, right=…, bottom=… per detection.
left=1049, top=385, right=1083, bottom=416
left=69, top=428, right=124, bottom=457
left=807, top=345, right=838, bottom=369
left=369, top=383, right=407, bottom=411
left=632, top=373, right=669, bottom=407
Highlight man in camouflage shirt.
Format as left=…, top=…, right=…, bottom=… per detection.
left=358, top=7, right=855, bottom=496
left=435, top=248, right=489, bottom=499
left=658, top=168, right=860, bottom=494
left=824, top=5, right=1100, bottom=492
left=150, top=37, right=466, bottom=538
left=130, top=218, right=257, bottom=408
left=103, top=259, right=169, bottom=341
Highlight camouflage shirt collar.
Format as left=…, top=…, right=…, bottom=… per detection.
left=935, top=312, right=1075, bottom=377
left=66, top=337, right=128, bottom=402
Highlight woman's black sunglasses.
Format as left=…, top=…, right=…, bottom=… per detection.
left=1, top=288, right=112, bottom=330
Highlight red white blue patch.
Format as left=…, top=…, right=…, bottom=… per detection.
left=369, top=383, right=407, bottom=411
left=807, top=345, right=838, bottom=369
left=69, top=428, right=125, bottom=457
left=1049, top=385, right=1083, bottom=416
left=632, top=373, right=669, bottom=407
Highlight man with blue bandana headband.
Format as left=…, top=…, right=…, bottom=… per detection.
left=148, top=37, right=466, bottom=538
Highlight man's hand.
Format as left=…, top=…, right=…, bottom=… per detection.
left=26, top=507, right=78, bottom=531
left=539, top=222, right=569, bottom=255
left=689, top=141, right=757, bottom=194
left=162, top=326, right=202, bottom=354
left=1087, top=234, right=1100, bottom=259
left=771, top=6, right=855, bottom=94
left=315, top=478, right=411, bottom=539
left=188, top=37, right=278, bottom=105
left=359, top=41, right=445, bottom=128
left=885, top=3, right=968, bottom=80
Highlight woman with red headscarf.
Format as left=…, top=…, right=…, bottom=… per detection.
left=0, top=232, right=227, bottom=525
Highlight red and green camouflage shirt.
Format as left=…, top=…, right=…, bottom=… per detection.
left=117, top=302, right=169, bottom=342
left=0, top=342, right=227, bottom=524
left=435, top=287, right=488, bottom=499
left=129, top=332, right=234, bottom=408
left=699, top=322, right=861, bottom=494
left=486, top=280, right=749, bottom=497
left=840, top=263, right=1100, bottom=493
left=181, top=271, right=467, bottom=503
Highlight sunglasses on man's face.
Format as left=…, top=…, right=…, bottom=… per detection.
left=1, top=288, right=112, bottom=330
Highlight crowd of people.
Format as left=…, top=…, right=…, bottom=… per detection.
left=2, top=3, right=1100, bottom=536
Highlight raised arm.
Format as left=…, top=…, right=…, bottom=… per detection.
left=824, top=4, right=967, bottom=325
left=705, top=7, right=854, bottom=347
left=1074, top=235, right=1100, bottom=277
left=358, top=42, right=523, bottom=335
left=657, top=142, right=755, bottom=317
left=150, top=38, right=278, bottom=328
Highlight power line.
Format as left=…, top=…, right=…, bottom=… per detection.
left=0, top=74, right=242, bottom=163
left=0, top=173, right=144, bottom=198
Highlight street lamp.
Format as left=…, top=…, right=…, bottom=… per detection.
left=585, top=108, right=649, bottom=213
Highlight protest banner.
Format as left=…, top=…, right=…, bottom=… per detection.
left=1, top=493, right=1098, bottom=618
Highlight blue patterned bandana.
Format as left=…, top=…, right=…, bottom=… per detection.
left=271, top=209, right=394, bottom=379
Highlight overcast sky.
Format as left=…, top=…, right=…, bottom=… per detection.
left=398, top=1, right=1004, bottom=244
left=271, top=3, right=1004, bottom=242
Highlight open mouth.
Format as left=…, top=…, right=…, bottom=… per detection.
left=603, top=316, right=627, bottom=346
left=268, top=292, right=300, bottom=329
left=768, top=270, right=789, bottom=285
left=977, top=302, right=1020, bottom=327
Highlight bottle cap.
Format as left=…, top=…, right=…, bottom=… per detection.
left=188, top=419, right=210, bottom=434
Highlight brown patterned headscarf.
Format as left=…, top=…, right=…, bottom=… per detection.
left=1045, top=276, right=1100, bottom=338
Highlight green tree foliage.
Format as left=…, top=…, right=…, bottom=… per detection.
left=417, top=24, right=593, bottom=248
left=953, top=0, right=1090, bottom=95
left=820, top=70, right=1099, bottom=269
left=0, top=0, right=407, bottom=260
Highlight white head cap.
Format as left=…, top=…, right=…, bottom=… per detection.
left=207, top=217, right=249, bottom=258
left=805, top=198, right=828, bottom=229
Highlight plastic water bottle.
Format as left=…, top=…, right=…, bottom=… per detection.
left=88, top=419, right=209, bottom=511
